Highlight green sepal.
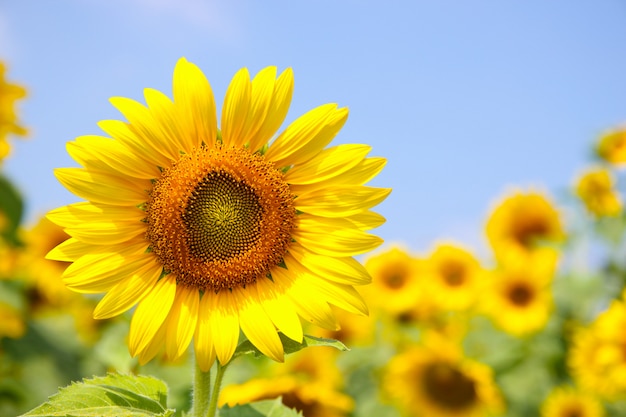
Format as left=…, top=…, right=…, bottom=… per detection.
left=220, top=398, right=303, bottom=417
left=18, top=372, right=174, bottom=417
left=233, top=333, right=348, bottom=359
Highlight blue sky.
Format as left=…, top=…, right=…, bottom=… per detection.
left=2, top=1, right=626, bottom=256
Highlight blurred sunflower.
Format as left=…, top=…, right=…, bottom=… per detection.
left=219, top=375, right=353, bottom=417
left=383, top=336, right=503, bottom=417
left=0, top=301, right=25, bottom=339
left=568, top=299, right=626, bottom=399
left=46, top=58, right=389, bottom=370
left=424, top=243, right=485, bottom=312
left=574, top=167, right=622, bottom=217
left=485, top=190, right=564, bottom=263
left=0, top=61, right=27, bottom=162
left=361, top=246, right=427, bottom=320
left=596, top=127, right=626, bottom=165
left=309, top=304, right=376, bottom=347
left=481, top=257, right=554, bottom=336
left=540, top=386, right=604, bottom=417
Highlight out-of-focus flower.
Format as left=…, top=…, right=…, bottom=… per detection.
left=481, top=255, right=554, bottom=336
left=568, top=299, right=626, bottom=399
left=219, top=375, right=353, bottom=417
left=309, top=305, right=376, bottom=347
left=0, top=301, right=25, bottom=339
left=46, top=58, right=389, bottom=370
left=361, top=246, right=427, bottom=319
left=574, top=167, right=622, bottom=217
left=423, top=243, right=486, bottom=312
left=0, top=61, right=27, bottom=163
left=383, top=336, right=503, bottom=417
left=485, top=190, right=564, bottom=263
left=540, top=386, right=604, bottom=417
left=596, top=127, right=626, bottom=166
left=220, top=347, right=352, bottom=417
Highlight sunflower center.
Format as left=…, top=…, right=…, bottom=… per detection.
left=562, top=407, right=582, bottom=417
left=508, top=282, right=534, bottom=307
left=513, top=218, right=550, bottom=248
left=145, top=145, right=297, bottom=292
left=422, top=362, right=477, bottom=411
left=440, top=262, right=466, bottom=287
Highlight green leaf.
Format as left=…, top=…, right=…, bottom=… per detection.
left=234, top=333, right=348, bottom=359
left=0, top=173, right=24, bottom=246
left=220, top=398, right=303, bottom=417
left=19, top=373, right=175, bottom=417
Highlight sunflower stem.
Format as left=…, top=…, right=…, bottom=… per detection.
left=207, top=361, right=228, bottom=417
left=192, top=360, right=211, bottom=417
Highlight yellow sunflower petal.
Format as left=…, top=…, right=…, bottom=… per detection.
left=256, top=278, right=303, bottom=343
left=63, top=251, right=154, bottom=293
left=54, top=168, right=149, bottom=206
left=285, top=144, right=371, bottom=185
left=248, top=68, right=294, bottom=152
left=137, top=321, right=167, bottom=365
left=239, top=66, right=277, bottom=151
left=93, top=260, right=162, bottom=319
left=344, top=210, right=387, bottom=231
left=293, top=214, right=384, bottom=257
left=265, top=104, right=348, bottom=167
left=286, top=245, right=372, bottom=286
left=165, top=285, right=200, bottom=360
left=47, top=202, right=145, bottom=226
left=271, top=265, right=338, bottom=330
left=295, top=186, right=391, bottom=218
left=68, top=135, right=159, bottom=179
left=290, top=157, right=387, bottom=194
left=110, top=96, right=180, bottom=161
left=194, top=295, right=217, bottom=372
left=234, top=286, right=284, bottom=362
left=173, top=57, right=217, bottom=148
left=221, top=68, right=251, bottom=148
left=98, top=119, right=172, bottom=169
left=128, top=275, right=177, bottom=357
left=45, top=237, right=89, bottom=262
left=144, top=88, right=190, bottom=156
left=207, top=290, right=240, bottom=364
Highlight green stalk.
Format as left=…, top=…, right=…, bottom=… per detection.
left=191, top=360, right=212, bottom=417
left=207, top=362, right=228, bottom=417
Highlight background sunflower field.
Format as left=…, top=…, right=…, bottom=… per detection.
left=2, top=2, right=626, bottom=417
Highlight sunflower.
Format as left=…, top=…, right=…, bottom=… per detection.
left=596, top=127, right=626, bottom=165
left=485, top=190, right=564, bottom=264
left=0, top=301, right=25, bottom=339
left=361, top=246, right=427, bottom=319
left=568, top=299, right=626, bottom=399
left=0, top=61, right=27, bottom=162
left=481, top=254, right=554, bottom=336
left=574, top=167, right=622, bottom=217
left=46, top=58, right=389, bottom=370
left=383, top=336, right=503, bottom=417
left=423, top=243, right=485, bottom=312
left=219, top=375, right=353, bottom=417
left=540, top=386, right=605, bottom=417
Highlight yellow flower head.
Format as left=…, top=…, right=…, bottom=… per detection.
left=0, top=301, right=25, bottom=339
left=568, top=299, right=626, bottom=399
left=574, top=167, right=622, bottom=217
left=486, top=189, right=564, bottom=262
left=482, top=256, right=554, bottom=336
left=424, top=243, right=486, bottom=312
left=219, top=375, right=353, bottom=417
left=46, top=59, right=390, bottom=369
left=0, top=61, right=28, bottom=162
left=596, top=127, right=626, bottom=165
left=362, top=246, right=426, bottom=318
left=540, top=386, right=605, bottom=417
left=383, top=337, right=503, bottom=417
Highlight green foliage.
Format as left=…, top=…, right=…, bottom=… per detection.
left=0, top=173, right=23, bottom=246
left=19, top=373, right=174, bottom=417
left=220, top=398, right=303, bottom=417
left=233, top=334, right=348, bottom=359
